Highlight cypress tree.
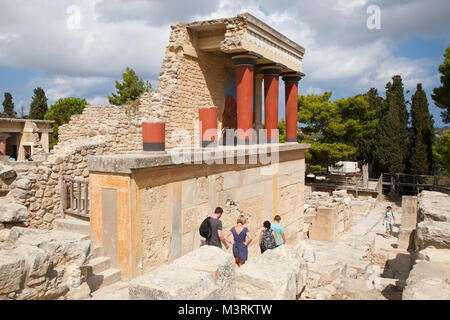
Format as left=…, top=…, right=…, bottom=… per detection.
left=431, top=46, right=450, bottom=123
left=29, top=87, right=48, bottom=120
left=408, top=84, right=435, bottom=174
left=375, top=76, right=409, bottom=174
left=1, top=92, right=17, bottom=118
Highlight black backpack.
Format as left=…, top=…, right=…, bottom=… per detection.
left=199, top=217, right=212, bottom=239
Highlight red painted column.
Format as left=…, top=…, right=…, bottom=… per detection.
left=232, top=53, right=261, bottom=145
left=262, top=65, right=283, bottom=143
left=199, top=106, right=218, bottom=148
left=142, top=122, right=165, bottom=151
left=282, top=72, right=304, bottom=142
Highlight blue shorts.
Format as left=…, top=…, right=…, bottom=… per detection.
left=385, top=222, right=393, bottom=231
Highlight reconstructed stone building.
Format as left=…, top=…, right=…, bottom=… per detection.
left=83, top=13, right=309, bottom=279
left=5, top=13, right=310, bottom=285
left=0, top=118, right=53, bottom=162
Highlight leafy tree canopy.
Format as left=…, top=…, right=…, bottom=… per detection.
left=1, top=92, right=16, bottom=118
left=108, top=67, right=152, bottom=106
left=432, top=46, right=450, bottom=123
left=44, top=97, right=88, bottom=149
left=29, top=87, right=48, bottom=120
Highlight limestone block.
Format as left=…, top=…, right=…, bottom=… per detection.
left=306, top=261, right=342, bottom=288
left=416, top=221, right=450, bottom=249
left=0, top=166, right=17, bottom=181
left=13, top=244, right=51, bottom=278
left=129, top=264, right=221, bottom=300
left=332, top=190, right=347, bottom=198
left=263, top=245, right=307, bottom=296
left=402, top=261, right=450, bottom=300
left=0, top=251, right=26, bottom=294
left=398, top=227, right=415, bottom=250
left=172, top=245, right=235, bottom=299
left=401, top=196, right=418, bottom=229
left=0, top=198, right=31, bottom=223
left=13, top=178, right=32, bottom=190
left=235, top=248, right=298, bottom=300
left=9, top=227, right=92, bottom=265
left=66, top=282, right=91, bottom=300
left=309, top=225, right=336, bottom=242
left=9, top=188, right=33, bottom=200
left=418, top=191, right=450, bottom=222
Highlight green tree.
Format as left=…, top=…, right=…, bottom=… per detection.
left=29, top=87, right=48, bottom=120
left=431, top=46, right=450, bottom=123
left=44, top=97, right=88, bottom=149
left=1, top=92, right=17, bottom=118
left=408, top=84, right=435, bottom=174
left=435, top=130, right=450, bottom=175
left=108, top=67, right=152, bottom=106
left=278, top=119, right=286, bottom=143
left=375, top=76, right=409, bottom=174
left=298, top=91, right=377, bottom=172
left=362, top=88, right=385, bottom=168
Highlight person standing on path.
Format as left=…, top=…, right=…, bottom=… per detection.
left=382, top=206, right=396, bottom=238
left=205, top=207, right=229, bottom=249
left=224, top=215, right=253, bottom=269
left=271, top=215, right=286, bottom=247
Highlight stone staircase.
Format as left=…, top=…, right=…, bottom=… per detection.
left=53, top=218, right=122, bottom=293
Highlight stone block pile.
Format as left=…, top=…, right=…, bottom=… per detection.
left=128, top=244, right=307, bottom=300
left=304, top=190, right=375, bottom=241
left=402, top=191, right=450, bottom=300
left=0, top=226, right=93, bottom=300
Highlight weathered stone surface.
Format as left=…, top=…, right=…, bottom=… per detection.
left=9, top=227, right=92, bottom=265
left=66, top=282, right=91, bottom=300
left=263, top=245, right=307, bottom=296
left=129, top=264, right=221, bottom=300
left=0, top=251, right=26, bottom=294
left=418, top=191, right=450, bottom=222
left=0, top=229, right=10, bottom=242
left=172, top=245, right=235, bottom=299
left=0, top=166, right=17, bottom=181
left=13, top=244, right=50, bottom=278
left=416, top=221, right=450, bottom=249
left=13, top=178, right=32, bottom=190
left=0, top=198, right=30, bottom=223
left=235, top=247, right=298, bottom=300
left=332, top=190, right=347, bottom=198
left=8, top=188, right=32, bottom=200
left=402, top=261, right=450, bottom=300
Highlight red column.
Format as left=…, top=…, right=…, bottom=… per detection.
left=262, top=66, right=283, bottom=143
left=232, top=53, right=261, bottom=145
left=142, top=122, right=165, bottom=151
left=199, top=106, right=218, bottom=148
left=282, top=73, right=304, bottom=142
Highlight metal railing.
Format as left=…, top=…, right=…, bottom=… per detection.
left=61, top=178, right=89, bottom=218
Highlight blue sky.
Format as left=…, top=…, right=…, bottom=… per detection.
left=0, top=0, right=449, bottom=127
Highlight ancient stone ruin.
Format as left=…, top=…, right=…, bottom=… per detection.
left=1, top=13, right=449, bottom=300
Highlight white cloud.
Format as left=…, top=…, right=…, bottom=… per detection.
left=0, top=0, right=448, bottom=124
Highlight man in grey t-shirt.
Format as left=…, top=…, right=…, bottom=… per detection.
left=206, top=207, right=229, bottom=249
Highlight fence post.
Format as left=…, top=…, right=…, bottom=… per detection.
left=60, top=177, right=66, bottom=219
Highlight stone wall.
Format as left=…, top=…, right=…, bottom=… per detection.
left=129, top=244, right=307, bottom=300
left=137, top=159, right=305, bottom=273
left=0, top=227, right=93, bottom=300
left=6, top=136, right=114, bottom=230
left=87, top=145, right=308, bottom=279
